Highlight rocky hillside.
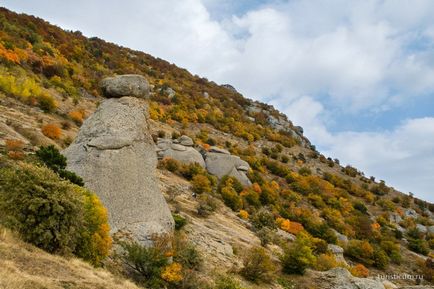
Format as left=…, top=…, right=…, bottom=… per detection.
left=0, top=7, right=433, bottom=289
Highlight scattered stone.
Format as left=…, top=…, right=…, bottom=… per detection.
left=416, top=224, right=428, bottom=234
left=328, top=244, right=348, bottom=265
left=389, top=213, right=403, bottom=224
left=276, top=229, right=296, bottom=242
left=64, top=96, right=174, bottom=245
left=405, top=209, right=418, bottom=219
left=428, top=226, right=434, bottom=234
left=205, top=152, right=251, bottom=187
left=100, top=74, right=150, bottom=98
left=332, top=229, right=349, bottom=244
left=209, top=146, right=230, bottom=155
left=178, top=135, right=194, bottom=146
left=157, top=138, right=205, bottom=167
left=306, top=267, right=386, bottom=289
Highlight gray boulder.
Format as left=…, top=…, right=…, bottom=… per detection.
left=332, top=229, right=349, bottom=244
left=416, top=224, right=428, bottom=234
left=177, top=135, right=194, bottom=146
left=307, top=268, right=386, bottom=289
left=63, top=97, right=174, bottom=245
left=205, top=152, right=251, bottom=187
left=389, top=213, right=403, bottom=224
left=405, top=209, right=418, bottom=219
left=157, top=138, right=205, bottom=167
left=328, top=244, right=348, bottom=265
left=209, top=146, right=230, bottom=155
left=428, top=226, right=434, bottom=234
left=100, top=74, right=150, bottom=98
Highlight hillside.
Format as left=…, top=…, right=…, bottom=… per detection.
left=0, top=7, right=433, bottom=289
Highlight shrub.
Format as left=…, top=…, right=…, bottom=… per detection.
left=174, top=237, right=202, bottom=270
left=251, top=208, right=276, bottom=230
left=239, top=209, right=249, bottom=220
left=373, top=247, right=389, bottom=269
left=298, top=167, right=311, bottom=176
left=191, top=174, right=212, bottom=194
left=120, top=241, right=169, bottom=288
left=256, top=227, right=274, bottom=246
left=219, top=178, right=242, bottom=211
left=173, top=213, right=187, bottom=230
left=161, top=262, right=183, bottom=283
left=281, top=232, right=316, bottom=274
left=197, top=194, right=218, bottom=217
left=36, top=145, right=84, bottom=186
left=68, top=110, right=85, bottom=125
left=353, top=201, right=368, bottom=214
left=350, top=264, right=369, bottom=277
left=214, top=275, right=245, bottom=289
left=345, top=240, right=374, bottom=265
left=0, top=162, right=111, bottom=264
left=380, top=241, right=401, bottom=264
left=240, top=246, right=275, bottom=283
left=5, top=139, right=25, bottom=160
left=314, top=253, right=339, bottom=271
left=408, top=238, right=429, bottom=255
left=159, top=157, right=181, bottom=173
left=41, top=123, right=62, bottom=139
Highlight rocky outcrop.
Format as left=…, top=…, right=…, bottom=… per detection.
left=307, top=268, right=386, bottom=289
left=156, top=137, right=205, bottom=167
left=100, top=74, right=150, bottom=98
left=205, top=150, right=251, bottom=187
left=328, top=244, right=348, bottom=265
left=64, top=95, right=174, bottom=245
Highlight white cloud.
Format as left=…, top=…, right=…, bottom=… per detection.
left=2, top=0, right=434, bottom=201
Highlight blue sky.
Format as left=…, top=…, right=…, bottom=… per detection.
left=2, top=0, right=434, bottom=202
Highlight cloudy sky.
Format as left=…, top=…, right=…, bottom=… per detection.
left=3, top=0, right=434, bottom=202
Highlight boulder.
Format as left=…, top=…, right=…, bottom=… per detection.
left=205, top=152, right=251, bottom=187
left=63, top=97, right=174, bottom=245
left=332, top=229, right=349, bottom=244
left=382, top=280, right=398, bottom=289
left=100, top=74, right=150, bottom=98
left=306, top=268, right=386, bottom=289
left=178, top=135, right=194, bottom=146
left=416, top=224, right=428, bottom=234
left=405, top=209, right=418, bottom=219
left=389, top=213, right=403, bottom=224
left=428, top=226, right=434, bottom=234
left=209, top=146, right=230, bottom=155
left=157, top=138, right=205, bottom=167
left=328, top=244, right=348, bottom=265
left=276, top=229, right=296, bottom=242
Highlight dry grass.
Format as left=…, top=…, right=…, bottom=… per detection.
left=0, top=227, right=141, bottom=289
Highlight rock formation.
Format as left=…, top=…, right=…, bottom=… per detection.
left=64, top=75, right=174, bottom=245
left=100, top=74, right=150, bottom=98
left=205, top=149, right=251, bottom=187
left=306, top=267, right=386, bottom=289
left=156, top=136, right=206, bottom=167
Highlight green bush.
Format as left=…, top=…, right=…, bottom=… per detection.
left=345, top=240, right=374, bottom=265
left=240, top=246, right=275, bottom=283
left=251, top=208, right=276, bottom=230
left=191, top=174, right=212, bottom=194
left=174, top=237, right=202, bottom=270
left=281, top=232, right=316, bottom=274
left=36, top=145, right=84, bottom=186
left=214, top=275, right=245, bottom=289
left=173, top=213, right=187, bottom=230
left=373, top=247, right=389, bottom=269
left=197, top=194, right=218, bottom=217
left=408, top=238, right=429, bottom=255
left=219, top=178, right=242, bottom=211
left=0, top=162, right=111, bottom=264
left=120, top=241, right=169, bottom=288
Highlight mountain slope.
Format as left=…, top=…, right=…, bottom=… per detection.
left=0, top=6, right=433, bottom=289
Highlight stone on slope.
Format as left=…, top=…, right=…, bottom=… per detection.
left=156, top=138, right=205, bottom=167
left=100, top=74, right=150, bottom=98
left=205, top=152, right=251, bottom=187
left=177, top=135, right=194, bottom=146
left=306, top=267, right=386, bottom=289
left=63, top=96, right=174, bottom=245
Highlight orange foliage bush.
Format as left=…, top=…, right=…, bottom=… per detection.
left=350, top=264, right=369, bottom=277
left=41, top=123, right=62, bottom=139
left=0, top=43, right=20, bottom=63
left=68, top=109, right=85, bottom=125
left=239, top=210, right=249, bottom=220
left=5, top=139, right=25, bottom=160
left=161, top=262, right=183, bottom=283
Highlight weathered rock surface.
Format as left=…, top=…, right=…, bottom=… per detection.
left=100, top=74, right=150, bottom=98
left=307, top=268, right=386, bottom=289
left=64, top=96, right=174, bottom=244
left=156, top=138, right=205, bottom=167
left=328, top=244, right=348, bottom=265
left=205, top=151, right=251, bottom=187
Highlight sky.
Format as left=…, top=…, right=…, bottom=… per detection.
left=2, top=0, right=434, bottom=202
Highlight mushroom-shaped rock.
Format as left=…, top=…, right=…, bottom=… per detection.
left=328, top=244, right=348, bottom=265
left=101, top=74, right=150, bottom=98
left=63, top=97, right=174, bottom=245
